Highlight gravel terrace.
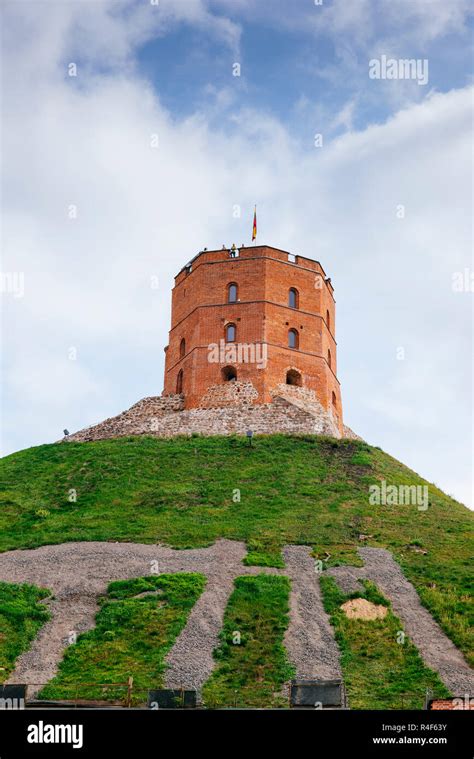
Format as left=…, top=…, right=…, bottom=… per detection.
left=0, top=540, right=341, bottom=697
left=0, top=541, right=470, bottom=699
left=283, top=546, right=342, bottom=680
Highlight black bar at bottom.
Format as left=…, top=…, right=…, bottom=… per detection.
left=0, top=708, right=470, bottom=757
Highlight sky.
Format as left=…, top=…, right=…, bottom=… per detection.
left=1, top=0, right=473, bottom=507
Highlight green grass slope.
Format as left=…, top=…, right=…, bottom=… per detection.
left=0, top=582, right=51, bottom=682
left=39, top=573, right=206, bottom=704
left=202, top=574, right=294, bottom=708
left=0, top=435, right=472, bottom=667
left=320, top=578, right=450, bottom=709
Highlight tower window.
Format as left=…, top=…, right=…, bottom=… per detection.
left=286, top=369, right=302, bottom=386
left=176, top=369, right=183, bottom=394
left=180, top=338, right=186, bottom=359
left=222, top=366, right=237, bottom=382
left=225, top=323, right=236, bottom=342
left=288, top=329, right=299, bottom=349
left=289, top=288, right=299, bottom=309
left=326, top=309, right=331, bottom=331
left=228, top=283, right=238, bottom=303
left=332, top=391, right=337, bottom=407
left=327, top=348, right=331, bottom=369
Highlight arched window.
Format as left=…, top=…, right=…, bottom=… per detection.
left=222, top=366, right=237, bottom=382
left=289, top=288, right=299, bottom=309
left=326, top=309, right=330, bottom=331
left=286, top=369, right=302, bottom=386
left=179, top=338, right=186, bottom=359
left=288, top=329, right=299, bottom=349
left=332, top=391, right=337, bottom=408
left=228, top=283, right=238, bottom=303
left=327, top=348, right=332, bottom=369
left=225, top=323, right=236, bottom=342
left=176, top=369, right=183, bottom=394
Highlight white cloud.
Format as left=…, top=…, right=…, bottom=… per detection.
left=251, top=0, right=473, bottom=117
left=383, top=0, right=472, bottom=45
left=3, top=0, right=241, bottom=84
left=325, top=0, right=471, bottom=45
left=2, top=2, right=472, bottom=508
left=212, top=0, right=472, bottom=47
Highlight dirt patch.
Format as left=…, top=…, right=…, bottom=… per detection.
left=341, top=598, right=387, bottom=620
left=407, top=544, right=428, bottom=555
left=131, top=590, right=164, bottom=599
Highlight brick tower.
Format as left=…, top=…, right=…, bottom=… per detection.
left=163, top=245, right=343, bottom=434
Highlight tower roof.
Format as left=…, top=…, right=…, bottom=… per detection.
left=176, top=244, right=332, bottom=291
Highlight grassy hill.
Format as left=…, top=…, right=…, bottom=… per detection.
left=0, top=434, right=472, bottom=704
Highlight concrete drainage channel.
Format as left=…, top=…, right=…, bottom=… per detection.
left=0, top=541, right=471, bottom=706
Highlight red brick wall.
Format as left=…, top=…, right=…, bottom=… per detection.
left=163, top=245, right=343, bottom=432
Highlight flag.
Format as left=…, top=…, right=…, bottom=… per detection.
left=252, top=206, right=257, bottom=241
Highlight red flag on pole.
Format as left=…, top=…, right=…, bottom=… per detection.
left=252, top=206, right=257, bottom=242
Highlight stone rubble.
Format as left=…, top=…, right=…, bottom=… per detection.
left=63, top=390, right=359, bottom=443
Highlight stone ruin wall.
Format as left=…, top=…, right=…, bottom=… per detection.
left=63, top=382, right=360, bottom=443
left=199, top=381, right=259, bottom=408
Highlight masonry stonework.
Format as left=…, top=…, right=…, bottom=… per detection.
left=65, top=393, right=342, bottom=442
left=163, top=245, right=343, bottom=434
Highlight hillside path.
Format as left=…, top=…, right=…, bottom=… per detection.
left=283, top=546, right=342, bottom=680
